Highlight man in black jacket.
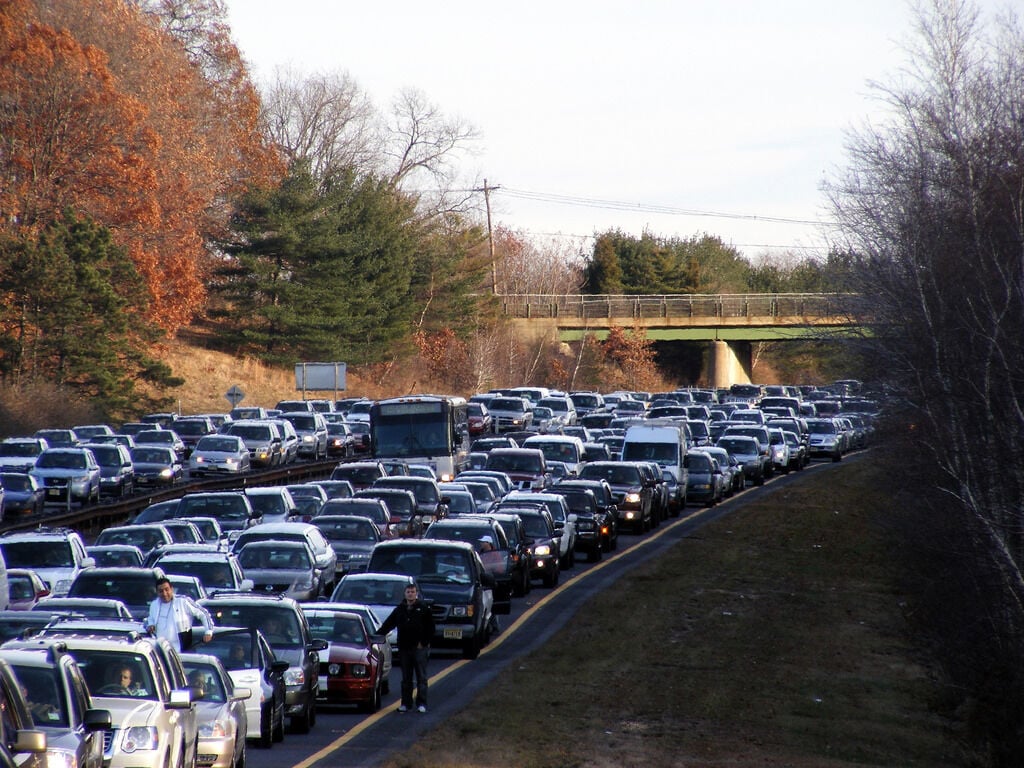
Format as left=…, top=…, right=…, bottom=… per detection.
left=379, top=582, right=435, bottom=713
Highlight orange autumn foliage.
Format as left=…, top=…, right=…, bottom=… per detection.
left=0, top=0, right=280, bottom=331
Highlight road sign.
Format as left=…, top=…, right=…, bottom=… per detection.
left=225, top=385, right=245, bottom=407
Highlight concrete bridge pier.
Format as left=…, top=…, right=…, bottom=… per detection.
left=709, top=340, right=752, bottom=388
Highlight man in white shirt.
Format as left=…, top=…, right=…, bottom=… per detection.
left=146, top=576, right=213, bottom=652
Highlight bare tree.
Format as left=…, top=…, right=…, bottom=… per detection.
left=258, top=65, right=378, bottom=184
left=827, top=1, right=1024, bottom=761
left=494, top=226, right=586, bottom=296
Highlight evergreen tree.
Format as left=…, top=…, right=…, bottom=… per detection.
left=0, top=212, right=181, bottom=420
left=213, top=163, right=420, bottom=366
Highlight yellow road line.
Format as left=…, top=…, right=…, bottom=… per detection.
left=290, top=507, right=709, bottom=768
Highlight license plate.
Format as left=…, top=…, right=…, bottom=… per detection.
left=443, top=628, right=463, bottom=640
left=47, top=488, right=63, bottom=498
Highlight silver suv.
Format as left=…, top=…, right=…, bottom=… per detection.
left=29, top=448, right=101, bottom=507
left=0, top=641, right=112, bottom=768
left=0, top=528, right=95, bottom=596
left=18, top=629, right=197, bottom=768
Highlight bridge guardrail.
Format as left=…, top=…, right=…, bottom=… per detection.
left=500, top=293, right=858, bottom=321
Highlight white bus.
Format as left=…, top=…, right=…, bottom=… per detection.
left=369, top=395, right=469, bottom=481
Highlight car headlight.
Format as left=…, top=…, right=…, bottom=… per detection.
left=302, top=435, right=314, bottom=444
left=350, top=664, right=369, bottom=678
left=450, top=605, right=474, bottom=617
left=158, top=468, right=174, bottom=479
left=624, top=492, right=641, bottom=504
left=122, top=726, right=159, bottom=752
left=225, top=458, right=239, bottom=468
left=46, top=748, right=78, bottom=768
left=193, top=456, right=206, bottom=464
left=284, top=667, right=305, bottom=686
left=198, top=719, right=231, bottom=738
left=693, top=483, right=710, bottom=490
left=533, top=544, right=552, bottom=556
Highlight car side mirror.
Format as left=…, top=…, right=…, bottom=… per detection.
left=270, top=660, right=290, bottom=675
left=308, top=638, right=328, bottom=652
left=11, top=730, right=46, bottom=754
left=83, top=708, right=112, bottom=732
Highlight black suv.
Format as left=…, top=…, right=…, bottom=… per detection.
left=366, top=539, right=495, bottom=660
left=200, top=593, right=326, bottom=733
left=422, top=517, right=518, bottom=613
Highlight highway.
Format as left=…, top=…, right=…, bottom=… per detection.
left=244, top=459, right=844, bottom=768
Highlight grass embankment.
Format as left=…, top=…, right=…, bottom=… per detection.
left=381, top=458, right=974, bottom=768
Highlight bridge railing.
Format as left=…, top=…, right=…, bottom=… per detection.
left=500, top=293, right=857, bottom=320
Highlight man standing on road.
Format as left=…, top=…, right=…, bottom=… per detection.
left=146, top=576, right=213, bottom=652
left=379, top=582, right=434, bottom=713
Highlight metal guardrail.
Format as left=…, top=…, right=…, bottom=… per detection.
left=500, top=293, right=857, bottom=321
left=0, top=458, right=340, bottom=538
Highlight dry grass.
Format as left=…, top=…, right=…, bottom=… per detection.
left=381, top=459, right=977, bottom=768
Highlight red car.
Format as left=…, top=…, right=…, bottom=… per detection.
left=467, top=403, right=493, bottom=436
left=304, top=608, right=388, bottom=712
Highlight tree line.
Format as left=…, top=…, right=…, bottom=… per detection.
left=0, top=0, right=847, bottom=423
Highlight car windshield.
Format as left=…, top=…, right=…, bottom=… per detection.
left=181, top=661, right=226, bottom=703
left=238, top=544, right=310, bottom=570
left=36, top=452, right=87, bottom=469
left=198, top=633, right=256, bottom=671
left=621, top=443, right=677, bottom=464
left=333, top=467, right=383, bottom=484
left=375, top=480, right=437, bottom=504
left=160, top=559, right=235, bottom=588
left=0, top=443, right=39, bottom=457
left=196, top=436, right=241, bottom=452
left=69, top=573, right=157, bottom=605
left=519, top=515, right=550, bottom=539
left=136, top=431, right=175, bottom=444
left=228, top=425, right=273, bottom=440
left=313, top=518, right=377, bottom=541
left=356, top=493, right=413, bottom=517
left=485, top=453, right=543, bottom=473
left=688, top=453, right=712, bottom=472
left=0, top=541, right=73, bottom=568
left=245, top=494, right=287, bottom=516
left=208, top=607, right=302, bottom=649
left=371, top=548, right=473, bottom=584
left=131, top=447, right=173, bottom=464
left=717, top=438, right=754, bottom=453
left=95, top=528, right=165, bottom=551
left=306, top=614, right=366, bottom=646
left=71, top=650, right=158, bottom=700
left=333, top=579, right=407, bottom=604
left=0, top=474, right=32, bottom=492
left=179, top=495, right=250, bottom=520
left=580, top=465, right=641, bottom=485
left=10, top=663, right=68, bottom=727
left=173, top=422, right=208, bottom=437
left=321, top=500, right=387, bottom=523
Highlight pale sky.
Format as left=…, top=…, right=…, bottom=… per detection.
left=223, top=1, right=1003, bottom=261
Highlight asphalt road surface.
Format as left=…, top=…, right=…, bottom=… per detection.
left=246, top=459, right=842, bottom=768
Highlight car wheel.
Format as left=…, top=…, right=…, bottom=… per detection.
left=588, top=545, right=602, bottom=563
left=258, top=705, right=272, bottom=748
left=235, top=743, right=245, bottom=768
left=382, top=676, right=390, bottom=695
left=291, top=703, right=311, bottom=734
left=462, top=634, right=481, bottom=660
left=272, top=702, right=285, bottom=742
left=542, top=566, right=558, bottom=588
left=360, top=679, right=381, bottom=713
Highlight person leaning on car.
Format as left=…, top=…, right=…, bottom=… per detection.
left=379, top=582, right=434, bottom=713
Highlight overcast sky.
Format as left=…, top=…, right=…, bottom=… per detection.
left=223, top=0, right=1005, bottom=260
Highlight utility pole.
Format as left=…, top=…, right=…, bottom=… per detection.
left=477, top=180, right=500, bottom=295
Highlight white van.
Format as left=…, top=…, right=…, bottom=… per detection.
left=620, top=421, right=689, bottom=513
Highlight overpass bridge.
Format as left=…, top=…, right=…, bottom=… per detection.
left=501, top=293, right=865, bottom=386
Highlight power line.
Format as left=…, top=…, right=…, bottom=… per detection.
left=498, top=187, right=826, bottom=226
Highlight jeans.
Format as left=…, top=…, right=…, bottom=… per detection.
left=399, top=646, right=429, bottom=707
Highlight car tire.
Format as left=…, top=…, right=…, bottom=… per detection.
left=462, top=634, right=481, bottom=660
left=272, top=704, right=285, bottom=742
left=291, top=702, right=312, bottom=734
left=588, top=545, right=602, bottom=563
left=235, top=744, right=245, bottom=768
left=360, top=679, right=382, bottom=713
left=259, top=705, right=272, bottom=748
left=542, top=565, right=558, bottom=588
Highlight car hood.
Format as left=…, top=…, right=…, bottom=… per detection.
left=91, top=695, right=164, bottom=726
left=0, top=459, right=36, bottom=471
left=319, top=644, right=372, bottom=664
left=329, top=541, right=375, bottom=557
left=416, top=581, right=475, bottom=604
left=193, top=700, right=232, bottom=726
